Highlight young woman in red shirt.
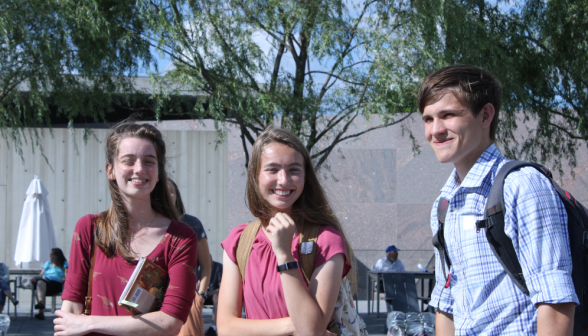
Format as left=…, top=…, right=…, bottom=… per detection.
left=55, top=121, right=198, bottom=336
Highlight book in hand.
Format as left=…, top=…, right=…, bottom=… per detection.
left=118, top=257, right=168, bottom=315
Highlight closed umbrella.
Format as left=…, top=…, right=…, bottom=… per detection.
left=14, top=175, right=57, bottom=266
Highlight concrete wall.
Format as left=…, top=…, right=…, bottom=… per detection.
left=152, top=117, right=452, bottom=298
left=152, top=116, right=588, bottom=298
left=0, top=129, right=228, bottom=268
left=3, top=117, right=587, bottom=299
left=156, top=117, right=453, bottom=268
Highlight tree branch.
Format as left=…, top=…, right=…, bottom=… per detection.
left=287, top=32, right=301, bottom=64
left=199, top=0, right=260, bottom=91
left=305, top=71, right=365, bottom=86
left=270, top=42, right=286, bottom=93
left=317, top=0, right=377, bottom=101
left=233, top=0, right=298, bottom=56
left=546, top=121, right=585, bottom=140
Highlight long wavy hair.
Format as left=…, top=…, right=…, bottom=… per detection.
left=245, top=126, right=357, bottom=292
left=96, top=121, right=178, bottom=262
left=50, top=248, right=67, bottom=270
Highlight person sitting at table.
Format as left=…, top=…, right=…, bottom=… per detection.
left=0, top=262, right=19, bottom=313
left=30, top=248, right=68, bottom=320
left=373, top=245, right=405, bottom=312
left=203, top=261, right=222, bottom=336
left=373, top=245, right=405, bottom=272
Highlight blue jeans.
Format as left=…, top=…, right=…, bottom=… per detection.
left=0, top=279, right=11, bottom=305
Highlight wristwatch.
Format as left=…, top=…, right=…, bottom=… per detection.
left=197, top=290, right=208, bottom=300
left=276, top=261, right=299, bottom=272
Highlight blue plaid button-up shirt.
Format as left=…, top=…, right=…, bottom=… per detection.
left=430, top=144, right=578, bottom=335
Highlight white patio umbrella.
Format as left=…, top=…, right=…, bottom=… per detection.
left=14, top=175, right=57, bottom=266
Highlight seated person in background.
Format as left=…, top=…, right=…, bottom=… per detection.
left=168, top=179, right=212, bottom=336
left=373, top=245, right=405, bottom=272
left=373, top=246, right=405, bottom=313
left=202, top=261, right=222, bottom=336
left=0, top=262, right=19, bottom=313
left=31, top=248, right=68, bottom=320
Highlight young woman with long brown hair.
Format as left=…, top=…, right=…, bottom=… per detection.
left=55, top=121, right=198, bottom=336
left=218, top=127, right=356, bottom=336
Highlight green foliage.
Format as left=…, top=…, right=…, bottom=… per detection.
left=140, top=0, right=428, bottom=169
left=430, top=0, right=588, bottom=175
left=144, top=0, right=588, bottom=172
left=0, top=0, right=152, bottom=156
left=2, top=0, right=586, bottom=173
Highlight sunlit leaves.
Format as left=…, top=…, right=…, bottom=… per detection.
left=0, top=0, right=153, bottom=158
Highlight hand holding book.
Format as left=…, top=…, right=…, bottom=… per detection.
left=118, top=257, right=168, bottom=315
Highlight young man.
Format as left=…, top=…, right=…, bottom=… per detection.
left=418, top=64, right=578, bottom=335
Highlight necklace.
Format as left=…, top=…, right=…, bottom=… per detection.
left=131, top=212, right=158, bottom=240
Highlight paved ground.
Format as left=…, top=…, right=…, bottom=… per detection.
left=3, top=301, right=389, bottom=335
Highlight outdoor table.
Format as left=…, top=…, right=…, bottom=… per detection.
left=9, top=269, right=43, bottom=318
left=10, top=269, right=42, bottom=276
left=366, top=271, right=435, bottom=317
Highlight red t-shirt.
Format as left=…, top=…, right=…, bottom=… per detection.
left=62, top=214, right=198, bottom=335
left=221, top=224, right=350, bottom=320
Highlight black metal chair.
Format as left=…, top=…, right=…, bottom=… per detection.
left=6, top=278, right=18, bottom=318
left=29, top=278, right=62, bottom=318
left=382, top=273, right=420, bottom=313
left=415, top=255, right=435, bottom=312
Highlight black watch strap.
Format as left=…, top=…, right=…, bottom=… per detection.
left=276, top=261, right=299, bottom=272
left=197, top=290, right=208, bottom=300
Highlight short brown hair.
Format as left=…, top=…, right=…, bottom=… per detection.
left=417, top=64, right=502, bottom=141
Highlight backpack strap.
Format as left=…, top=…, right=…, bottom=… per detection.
left=298, top=224, right=321, bottom=285
left=83, top=216, right=98, bottom=315
left=475, top=160, right=551, bottom=296
left=299, top=224, right=343, bottom=336
left=433, top=197, right=452, bottom=284
left=236, top=221, right=343, bottom=335
left=236, top=220, right=262, bottom=281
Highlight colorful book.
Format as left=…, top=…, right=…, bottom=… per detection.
left=118, top=257, right=168, bottom=315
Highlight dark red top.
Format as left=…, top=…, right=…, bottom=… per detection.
left=62, top=214, right=198, bottom=335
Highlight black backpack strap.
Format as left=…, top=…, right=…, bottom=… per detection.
left=433, top=197, right=452, bottom=283
left=477, top=160, right=552, bottom=296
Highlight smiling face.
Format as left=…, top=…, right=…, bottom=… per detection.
left=258, top=143, right=305, bottom=215
left=422, top=93, right=494, bottom=178
left=106, top=137, right=159, bottom=201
